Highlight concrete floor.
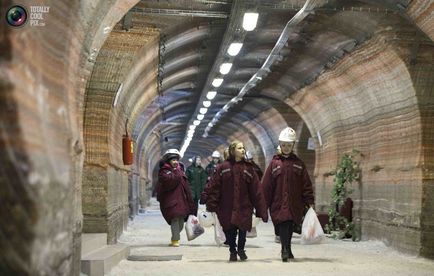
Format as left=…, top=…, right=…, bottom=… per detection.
left=109, top=199, right=434, bottom=276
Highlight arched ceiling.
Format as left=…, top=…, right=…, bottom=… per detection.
left=120, top=0, right=426, bottom=166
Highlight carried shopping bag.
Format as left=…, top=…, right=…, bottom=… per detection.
left=185, top=215, right=205, bottom=241
left=212, top=213, right=226, bottom=246
left=301, top=207, right=325, bottom=245
left=198, top=210, right=215, bottom=228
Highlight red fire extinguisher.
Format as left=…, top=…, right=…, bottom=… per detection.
left=122, top=119, right=133, bottom=165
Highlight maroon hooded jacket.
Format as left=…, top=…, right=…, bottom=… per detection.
left=156, top=162, right=195, bottom=225
left=206, top=160, right=268, bottom=231
left=262, top=153, right=314, bottom=225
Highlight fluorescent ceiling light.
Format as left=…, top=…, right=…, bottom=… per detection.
left=199, top=108, right=208, bottom=114
left=206, top=91, right=217, bottom=100
left=219, top=63, right=232, bottom=75
left=212, top=78, right=223, bottom=87
left=197, top=114, right=204, bottom=120
left=227, top=43, right=243, bottom=56
left=187, top=133, right=193, bottom=138
left=243, top=12, right=258, bottom=31
left=189, top=125, right=196, bottom=130
left=203, top=100, right=211, bottom=108
left=193, top=120, right=201, bottom=126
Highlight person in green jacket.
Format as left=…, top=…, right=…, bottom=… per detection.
left=186, top=156, right=207, bottom=215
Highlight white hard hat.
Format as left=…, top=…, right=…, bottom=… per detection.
left=211, top=151, right=221, bottom=158
left=198, top=211, right=215, bottom=228
left=245, top=151, right=253, bottom=160
left=163, top=148, right=181, bottom=161
left=278, top=127, right=296, bottom=142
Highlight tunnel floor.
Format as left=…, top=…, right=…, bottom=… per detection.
left=109, top=199, right=434, bottom=275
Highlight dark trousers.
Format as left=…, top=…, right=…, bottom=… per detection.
left=278, top=220, right=294, bottom=251
left=193, top=196, right=199, bottom=215
left=224, top=227, right=247, bottom=254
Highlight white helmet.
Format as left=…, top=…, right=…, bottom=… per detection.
left=278, top=127, right=296, bottom=142
left=163, top=148, right=181, bottom=161
left=245, top=151, right=253, bottom=160
left=211, top=151, right=221, bottom=158
left=198, top=211, right=215, bottom=227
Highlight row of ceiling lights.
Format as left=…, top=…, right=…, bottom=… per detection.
left=179, top=12, right=259, bottom=157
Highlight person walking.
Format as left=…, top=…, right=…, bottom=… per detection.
left=262, top=127, right=315, bottom=262
left=245, top=151, right=263, bottom=180
left=205, top=151, right=221, bottom=181
left=156, top=149, right=195, bottom=247
left=206, top=141, right=268, bottom=262
left=186, top=156, right=207, bottom=215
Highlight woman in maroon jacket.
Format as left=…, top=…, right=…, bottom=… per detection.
left=157, top=149, right=195, bottom=247
left=206, top=141, right=268, bottom=262
left=262, top=127, right=314, bottom=262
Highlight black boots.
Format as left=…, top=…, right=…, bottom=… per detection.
left=238, top=250, right=248, bottom=261
left=281, top=248, right=289, bottom=262
left=288, top=246, right=294, bottom=259
left=279, top=220, right=295, bottom=262
left=229, top=250, right=248, bottom=262
left=229, top=252, right=237, bottom=262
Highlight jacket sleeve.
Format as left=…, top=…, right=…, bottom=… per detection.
left=185, top=168, right=192, bottom=184
left=262, top=162, right=274, bottom=208
left=205, top=166, right=222, bottom=212
left=158, top=167, right=180, bottom=192
left=301, top=164, right=314, bottom=205
left=248, top=167, right=268, bottom=222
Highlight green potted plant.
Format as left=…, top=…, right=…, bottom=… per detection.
left=325, top=149, right=361, bottom=240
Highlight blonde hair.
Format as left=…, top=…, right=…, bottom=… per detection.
left=228, top=140, right=243, bottom=160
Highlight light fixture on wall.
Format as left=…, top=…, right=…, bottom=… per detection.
left=206, top=91, right=217, bottom=100
left=219, top=63, right=232, bottom=75
left=113, top=83, right=123, bottom=107
left=242, top=12, right=258, bottom=31
left=212, top=78, right=223, bottom=87
left=203, top=100, right=211, bottom=107
left=227, top=42, right=243, bottom=56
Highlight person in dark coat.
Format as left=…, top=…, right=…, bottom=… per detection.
left=206, top=141, right=268, bottom=262
left=245, top=151, right=263, bottom=180
left=186, top=156, right=207, bottom=215
left=205, top=150, right=221, bottom=181
left=156, top=149, right=195, bottom=247
left=262, top=127, right=315, bottom=262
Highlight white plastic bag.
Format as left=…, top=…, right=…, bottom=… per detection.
left=198, top=210, right=215, bottom=228
left=301, top=207, right=325, bottom=245
left=212, top=213, right=226, bottom=246
left=185, top=215, right=205, bottom=241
